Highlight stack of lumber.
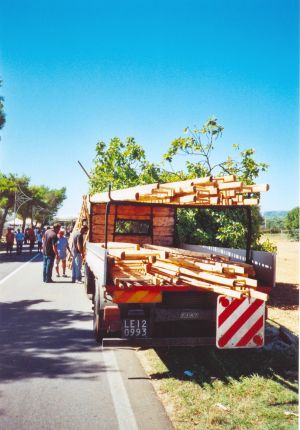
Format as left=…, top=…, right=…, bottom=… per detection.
left=105, top=242, right=268, bottom=301
left=136, top=175, right=269, bottom=206
left=90, top=175, right=269, bottom=206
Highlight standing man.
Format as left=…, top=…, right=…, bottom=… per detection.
left=5, top=228, right=15, bottom=254
left=15, top=229, right=25, bottom=254
left=71, top=225, right=88, bottom=284
left=42, top=223, right=61, bottom=283
left=28, top=226, right=36, bottom=254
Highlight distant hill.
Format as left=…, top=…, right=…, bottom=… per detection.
left=263, top=211, right=287, bottom=219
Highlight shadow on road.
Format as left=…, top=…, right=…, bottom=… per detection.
left=0, top=249, right=43, bottom=264
left=0, top=300, right=105, bottom=382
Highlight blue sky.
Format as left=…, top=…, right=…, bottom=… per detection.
left=0, top=0, right=298, bottom=216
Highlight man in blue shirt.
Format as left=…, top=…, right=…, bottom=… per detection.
left=15, top=229, right=25, bottom=254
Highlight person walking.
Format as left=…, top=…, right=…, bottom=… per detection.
left=71, top=225, right=88, bottom=284
left=42, top=223, right=61, bottom=283
left=15, top=229, right=25, bottom=254
left=36, top=229, right=43, bottom=252
left=28, top=226, right=36, bottom=254
left=5, top=228, right=15, bottom=254
left=55, top=229, right=71, bottom=277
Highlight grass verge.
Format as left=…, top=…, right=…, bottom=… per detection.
left=138, top=344, right=298, bottom=430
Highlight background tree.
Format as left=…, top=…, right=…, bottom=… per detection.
left=284, top=207, right=299, bottom=241
left=0, top=173, right=30, bottom=237
left=163, top=117, right=268, bottom=249
left=0, top=79, right=5, bottom=130
left=89, top=137, right=164, bottom=193
left=0, top=171, right=66, bottom=236
left=17, top=185, right=67, bottom=228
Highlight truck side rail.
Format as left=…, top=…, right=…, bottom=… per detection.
left=86, top=242, right=107, bottom=286
left=182, top=244, right=276, bottom=288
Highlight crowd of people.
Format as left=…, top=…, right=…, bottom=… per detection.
left=4, top=224, right=88, bottom=284
left=42, top=223, right=88, bottom=284
left=5, top=226, right=40, bottom=255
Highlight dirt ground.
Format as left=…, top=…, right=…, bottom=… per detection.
left=263, top=233, right=299, bottom=335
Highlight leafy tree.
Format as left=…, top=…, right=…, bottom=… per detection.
left=164, top=117, right=268, bottom=183
left=89, top=137, right=165, bottom=193
left=265, top=216, right=285, bottom=233
left=90, top=117, right=270, bottom=250
left=0, top=173, right=30, bottom=237
left=17, top=185, right=67, bottom=228
left=164, top=117, right=268, bottom=249
left=0, top=171, right=66, bottom=235
left=284, top=207, right=299, bottom=240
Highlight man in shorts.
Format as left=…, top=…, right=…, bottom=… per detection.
left=55, top=229, right=71, bottom=277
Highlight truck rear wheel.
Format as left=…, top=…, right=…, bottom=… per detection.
left=93, top=295, right=106, bottom=343
left=84, top=263, right=95, bottom=296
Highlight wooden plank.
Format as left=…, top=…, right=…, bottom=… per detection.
left=152, top=226, right=175, bottom=235
left=190, top=176, right=214, bottom=186
left=114, top=235, right=152, bottom=245
left=116, top=214, right=151, bottom=220
left=91, top=225, right=114, bottom=234
left=153, top=207, right=175, bottom=216
left=195, top=186, right=218, bottom=195
left=92, top=214, right=116, bottom=225
left=238, top=198, right=259, bottom=205
left=218, top=181, right=243, bottom=190
left=92, top=233, right=114, bottom=243
left=242, top=184, right=270, bottom=193
left=214, top=175, right=236, bottom=183
left=178, top=275, right=244, bottom=299
left=171, top=194, right=197, bottom=204
left=109, top=249, right=168, bottom=260
left=153, top=217, right=175, bottom=227
left=143, top=244, right=213, bottom=259
left=137, top=195, right=172, bottom=203
left=105, top=242, right=140, bottom=250
left=92, top=204, right=116, bottom=215
left=152, top=236, right=174, bottom=246
left=90, top=183, right=159, bottom=203
left=182, top=266, right=257, bottom=288
left=116, top=205, right=151, bottom=216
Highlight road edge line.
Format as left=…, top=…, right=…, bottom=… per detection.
left=102, top=348, right=139, bottom=430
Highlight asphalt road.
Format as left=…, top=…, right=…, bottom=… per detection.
left=0, top=247, right=173, bottom=430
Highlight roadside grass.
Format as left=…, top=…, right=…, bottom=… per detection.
left=137, top=233, right=298, bottom=429
left=138, top=345, right=298, bottom=430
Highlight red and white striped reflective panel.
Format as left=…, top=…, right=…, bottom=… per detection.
left=216, top=295, right=265, bottom=349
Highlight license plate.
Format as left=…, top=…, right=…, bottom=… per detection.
left=122, top=319, right=149, bottom=338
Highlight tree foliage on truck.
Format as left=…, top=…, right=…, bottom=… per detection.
left=89, top=117, right=270, bottom=250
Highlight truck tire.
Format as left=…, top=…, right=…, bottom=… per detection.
left=84, top=263, right=95, bottom=296
left=93, top=292, right=106, bottom=343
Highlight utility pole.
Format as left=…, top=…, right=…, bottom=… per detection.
left=13, top=185, right=32, bottom=229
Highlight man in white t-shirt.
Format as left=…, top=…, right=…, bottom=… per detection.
left=55, top=229, right=71, bottom=277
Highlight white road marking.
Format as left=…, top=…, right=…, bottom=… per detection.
left=0, top=253, right=41, bottom=286
left=102, top=348, right=139, bottom=430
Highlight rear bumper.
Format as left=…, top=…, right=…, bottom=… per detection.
left=102, top=336, right=216, bottom=347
